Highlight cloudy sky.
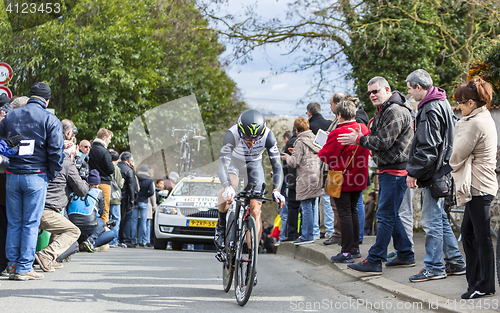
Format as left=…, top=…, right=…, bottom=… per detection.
left=211, top=0, right=353, bottom=118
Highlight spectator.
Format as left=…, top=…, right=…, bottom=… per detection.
left=282, top=117, right=324, bottom=245
left=405, top=69, right=465, bottom=282
left=282, top=130, right=300, bottom=241
left=275, top=131, right=291, bottom=246
left=306, top=102, right=334, bottom=240
left=147, top=179, right=157, bottom=247
left=450, top=78, right=497, bottom=299
left=323, top=92, right=366, bottom=246
left=108, top=150, right=123, bottom=247
left=117, top=152, right=138, bottom=247
left=339, top=76, right=415, bottom=274
left=9, top=96, right=29, bottom=110
left=364, top=192, right=376, bottom=235
left=89, top=128, right=115, bottom=223
left=163, top=172, right=179, bottom=193
left=75, top=139, right=91, bottom=181
left=135, top=165, right=155, bottom=247
left=318, top=100, right=370, bottom=263
left=0, top=82, right=64, bottom=280
left=0, top=94, right=11, bottom=121
left=68, top=169, right=114, bottom=252
left=36, top=119, right=88, bottom=272
left=152, top=179, right=165, bottom=244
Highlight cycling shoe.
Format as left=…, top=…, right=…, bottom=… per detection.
left=214, top=226, right=226, bottom=250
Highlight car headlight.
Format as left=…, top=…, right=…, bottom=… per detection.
left=159, top=206, right=177, bottom=215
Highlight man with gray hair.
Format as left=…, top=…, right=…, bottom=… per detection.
left=405, top=69, right=465, bottom=282
left=339, top=76, right=415, bottom=274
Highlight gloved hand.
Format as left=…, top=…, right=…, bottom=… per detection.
left=222, top=186, right=236, bottom=201
left=272, top=190, right=285, bottom=208
left=4, top=132, right=23, bottom=148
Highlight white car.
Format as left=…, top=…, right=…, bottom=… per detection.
left=154, top=175, right=221, bottom=250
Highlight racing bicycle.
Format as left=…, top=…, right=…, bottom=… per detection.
left=171, top=127, right=195, bottom=175
left=216, top=183, right=273, bottom=306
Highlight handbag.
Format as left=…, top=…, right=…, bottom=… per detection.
left=325, top=145, right=359, bottom=198
left=429, top=172, right=453, bottom=198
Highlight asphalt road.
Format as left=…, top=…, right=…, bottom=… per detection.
left=1, top=247, right=441, bottom=313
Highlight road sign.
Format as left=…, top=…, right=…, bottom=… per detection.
left=0, top=63, right=13, bottom=85
left=0, top=86, right=12, bottom=98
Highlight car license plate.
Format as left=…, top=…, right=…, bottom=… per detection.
left=187, top=220, right=217, bottom=228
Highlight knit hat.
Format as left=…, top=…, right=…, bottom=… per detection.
left=109, top=150, right=119, bottom=161
left=29, top=82, right=51, bottom=101
left=138, top=165, right=148, bottom=172
left=88, top=169, right=101, bottom=185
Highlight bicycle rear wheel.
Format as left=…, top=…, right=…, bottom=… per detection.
left=234, top=215, right=257, bottom=306
left=222, top=212, right=235, bottom=292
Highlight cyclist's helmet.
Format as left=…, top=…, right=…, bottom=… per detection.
left=237, top=109, right=266, bottom=141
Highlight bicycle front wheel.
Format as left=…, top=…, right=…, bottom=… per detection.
left=234, top=215, right=257, bottom=306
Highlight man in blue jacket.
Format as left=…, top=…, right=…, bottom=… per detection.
left=0, top=82, right=64, bottom=280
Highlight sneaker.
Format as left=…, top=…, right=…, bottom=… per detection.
left=109, top=243, right=119, bottom=248
left=386, top=251, right=397, bottom=262
left=386, top=257, right=416, bottom=268
left=1, top=269, right=8, bottom=277
left=83, top=240, right=97, bottom=253
left=330, top=252, right=354, bottom=263
left=293, top=237, right=314, bottom=245
left=347, top=259, right=382, bottom=274
left=461, top=290, right=492, bottom=299
left=274, top=240, right=281, bottom=247
left=51, top=260, right=63, bottom=269
left=117, top=242, right=127, bottom=248
left=34, top=252, right=55, bottom=272
left=351, top=248, right=361, bottom=259
left=125, top=243, right=137, bottom=248
left=15, top=270, right=44, bottom=281
left=8, top=264, right=16, bottom=280
left=445, top=263, right=466, bottom=276
left=314, top=236, right=321, bottom=240
left=409, top=268, right=446, bottom=282
left=323, top=236, right=341, bottom=245
left=214, top=226, right=225, bottom=250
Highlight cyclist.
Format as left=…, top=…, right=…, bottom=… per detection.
left=215, top=109, right=285, bottom=252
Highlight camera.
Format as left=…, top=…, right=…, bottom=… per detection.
left=106, top=220, right=116, bottom=227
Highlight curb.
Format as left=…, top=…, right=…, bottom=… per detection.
left=277, top=242, right=497, bottom=313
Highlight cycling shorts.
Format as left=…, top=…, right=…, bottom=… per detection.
left=227, top=157, right=265, bottom=192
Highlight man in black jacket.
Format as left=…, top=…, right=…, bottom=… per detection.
left=405, top=69, right=465, bottom=282
left=135, top=165, right=155, bottom=247
left=117, top=152, right=139, bottom=247
left=35, top=119, right=89, bottom=272
left=307, top=102, right=333, bottom=135
left=89, top=128, right=114, bottom=223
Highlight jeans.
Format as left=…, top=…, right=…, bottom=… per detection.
left=109, top=204, right=121, bottom=245
left=300, top=198, right=315, bottom=241
left=122, top=209, right=134, bottom=243
left=322, top=192, right=335, bottom=236
left=313, top=198, right=320, bottom=238
left=5, top=173, right=49, bottom=273
left=137, top=202, right=149, bottom=245
left=398, top=187, right=414, bottom=250
left=421, top=187, right=465, bottom=275
left=279, top=203, right=288, bottom=241
left=356, top=194, right=364, bottom=243
left=367, top=173, right=413, bottom=263
left=462, top=195, right=495, bottom=294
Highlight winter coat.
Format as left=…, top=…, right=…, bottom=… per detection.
left=359, top=91, right=414, bottom=170
left=318, top=121, right=370, bottom=192
left=0, top=97, right=64, bottom=180
left=406, top=87, right=455, bottom=186
left=450, top=106, right=498, bottom=206
left=285, top=130, right=324, bottom=201
left=45, top=154, right=89, bottom=213
left=110, top=164, right=123, bottom=205
left=88, top=138, right=114, bottom=185
left=137, top=171, right=154, bottom=203
left=117, top=160, right=138, bottom=208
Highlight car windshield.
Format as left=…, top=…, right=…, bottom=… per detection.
left=172, top=180, right=221, bottom=197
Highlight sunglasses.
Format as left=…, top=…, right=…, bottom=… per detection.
left=366, top=87, right=382, bottom=97
left=242, top=135, right=259, bottom=142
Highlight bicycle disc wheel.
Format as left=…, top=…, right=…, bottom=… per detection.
left=222, top=212, right=235, bottom=292
left=234, top=215, right=257, bottom=306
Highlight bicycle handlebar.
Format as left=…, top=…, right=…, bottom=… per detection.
left=171, top=127, right=196, bottom=137
left=234, top=182, right=273, bottom=202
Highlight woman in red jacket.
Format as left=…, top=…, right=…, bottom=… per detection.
left=318, top=100, right=370, bottom=263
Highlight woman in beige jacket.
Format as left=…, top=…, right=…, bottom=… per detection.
left=283, top=117, right=324, bottom=245
left=450, top=77, right=497, bottom=299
